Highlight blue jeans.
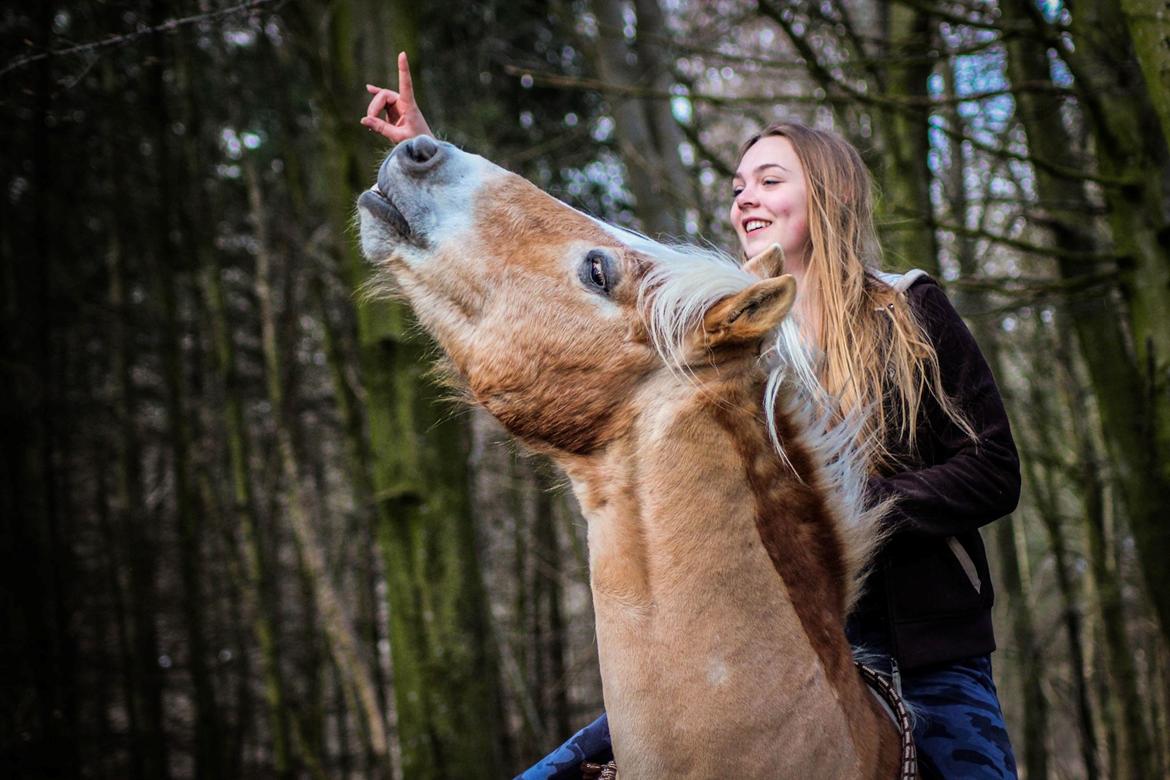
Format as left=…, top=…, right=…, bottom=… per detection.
left=901, top=654, right=1017, bottom=779
left=515, top=714, right=612, bottom=779
left=516, top=655, right=1017, bottom=779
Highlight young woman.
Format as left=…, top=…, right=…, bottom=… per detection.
left=363, top=55, right=1021, bottom=780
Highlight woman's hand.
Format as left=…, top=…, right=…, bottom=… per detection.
left=361, top=51, right=433, bottom=142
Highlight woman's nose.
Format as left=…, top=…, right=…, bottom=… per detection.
left=735, top=186, right=756, bottom=210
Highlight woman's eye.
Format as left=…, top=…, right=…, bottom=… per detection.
left=732, top=186, right=744, bottom=196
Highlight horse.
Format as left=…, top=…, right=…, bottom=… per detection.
left=357, top=136, right=906, bottom=778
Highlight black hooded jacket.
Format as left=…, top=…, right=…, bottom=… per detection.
left=854, top=274, right=1021, bottom=671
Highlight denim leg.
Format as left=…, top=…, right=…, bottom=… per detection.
left=515, top=713, right=613, bottom=780
left=903, top=656, right=1018, bottom=780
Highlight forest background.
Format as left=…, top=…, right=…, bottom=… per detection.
left=4, top=0, right=1170, bottom=778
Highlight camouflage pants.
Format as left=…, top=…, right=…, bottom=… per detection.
left=901, top=654, right=1018, bottom=779
left=515, top=713, right=612, bottom=780
left=516, top=654, right=1016, bottom=780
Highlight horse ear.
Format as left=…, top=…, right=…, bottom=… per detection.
left=702, top=274, right=797, bottom=348
left=742, top=243, right=785, bottom=278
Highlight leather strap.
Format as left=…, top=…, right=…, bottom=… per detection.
left=856, top=660, right=918, bottom=779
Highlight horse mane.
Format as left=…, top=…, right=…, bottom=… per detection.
left=623, top=227, right=888, bottom=614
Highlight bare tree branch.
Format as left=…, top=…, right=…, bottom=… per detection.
left=890, top=0, right=1067, bottom=34
left=1, top=0, right=279, bottom=79
left=934, top=219, right=1123, bottom=263
left=502, top=64, right=851, bottom=106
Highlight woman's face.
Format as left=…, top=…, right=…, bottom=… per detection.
left=730, top=135, right=810, bottom=269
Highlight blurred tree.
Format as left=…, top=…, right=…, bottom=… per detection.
left=1120, top=0, right=1170, bottom=150
left=587, top=0, right=691, bottom=236
left=144, top=8, right=225, bottom=774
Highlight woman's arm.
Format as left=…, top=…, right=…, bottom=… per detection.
left=868, top=279, right=1021, bottom=537
left=361, top=51, right=433, bottom=142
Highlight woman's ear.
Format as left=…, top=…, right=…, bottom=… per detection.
left=702, top=274, right=796, bottom=348
left=742, top=243, right=785, bottom=278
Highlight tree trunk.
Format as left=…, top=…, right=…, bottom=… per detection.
left=1019, top=319, right=1101, bottom=780
left=533, top=463, right=572, bottom=742
left=511, top=454, right=538, bottom=757
left=875, top=3, right=940, bottom=273
left=147, top=10, right=223, bottom=772
left=1054, top=327, right=1154, bottom=780
left=93, top=51, right=171, bottom=779
left=993, top=516, right=1049, bottom=780
left=1148, top=633, right=1169, bottom=779
left=1118, top=0, right=1170, bottom=165
left=198, top=193, right=294, bottom=780
left=283, top=0, right=512, bottom=775
left=941, top=60, right=1051, bottom=775
left=313, top=273, right=396, bottom=772
left=589, top=0, right=689, bottom=236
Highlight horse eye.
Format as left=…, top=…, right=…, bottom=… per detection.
left=579, top=249, right=618, bottom=295
left=590, top=256, right=606, bottom=287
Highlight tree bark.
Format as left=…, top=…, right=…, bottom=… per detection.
left=95, top=51, right=170, bottom=780
left=198, top=187, right=294, bottom=780
left=533, top=463, right=572, bottom=742
left=940, top=54, right=1051, bottom=775
left=312, top=272, right=396, bottom=773
left=149, top=9, right=224, bottom=773
left=1118, top=0, right=1170, bottom=162
left=875, top=3, right=940, bottom=273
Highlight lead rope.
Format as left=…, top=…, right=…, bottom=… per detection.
left=856, top=660, right=918, bottom=780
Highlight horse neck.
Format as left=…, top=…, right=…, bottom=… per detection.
left=559, top=367, right=899, bottom=778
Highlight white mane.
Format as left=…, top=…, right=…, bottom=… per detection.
left=624, top=229, right=888, bottom=612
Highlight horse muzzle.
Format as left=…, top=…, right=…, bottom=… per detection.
left=357, top=137, right=508, bottom=270
left=359, top=136, right=488, bottom=263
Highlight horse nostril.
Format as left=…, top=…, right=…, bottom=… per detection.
left=397, top=136, right=441, bottom=173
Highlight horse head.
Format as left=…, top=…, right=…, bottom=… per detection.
left=358, top=136, right=797, bottom=456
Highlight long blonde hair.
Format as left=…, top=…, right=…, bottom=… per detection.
left=738, top=123, right=975, bottom=470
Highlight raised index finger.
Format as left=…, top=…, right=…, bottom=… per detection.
left=397, top=51, right=415, bottom=102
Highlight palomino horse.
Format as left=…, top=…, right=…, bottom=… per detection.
left=358, top=137, right=905, bottom=778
